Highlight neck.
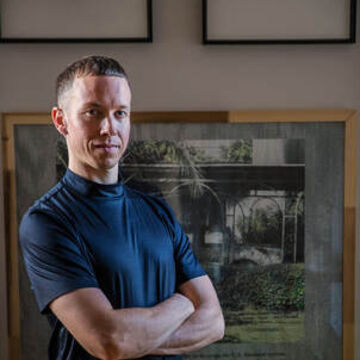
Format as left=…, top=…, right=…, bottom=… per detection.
left=68, top=161, right=119, bottom=185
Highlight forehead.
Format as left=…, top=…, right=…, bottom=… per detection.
left=71, top=75, right=131, bottom=103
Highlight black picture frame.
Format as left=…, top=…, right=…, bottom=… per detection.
left=202, top=0, right=356, bottom=45
left=0, top=0, right=152, bottom=43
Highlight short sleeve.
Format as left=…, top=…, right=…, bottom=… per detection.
left=19, top=209, right=99, bottom=314
left=154, top=197, right=206, bottom=287
left=173, top=220, right=207, bottom=287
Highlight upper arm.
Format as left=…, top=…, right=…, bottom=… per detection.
left=49, top=287, right=116, bottom=359
left=19, top=210, right=117, bottom=357
left=178, top=275, right=225, bottom=338
left=19, top=210, right=116, bottom=357
left=19, top=209, right=99, bottom=314
left=178, top=275, right=221, bottom=311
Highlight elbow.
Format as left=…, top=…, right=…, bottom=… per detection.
left=201, top=304, right=225, bottom=344
left=91, top=336, right=121, bottom=360
left=211, top=310, right=225, bottom=343
left=89, top=329, right=127, bottom=360
left=95, top=331, right=150, bottom=360
left=98, top=349, right=127, bottom=360
left=95, top=342, right=128, bottom=360
left=216, top=313, right=225, bottom=341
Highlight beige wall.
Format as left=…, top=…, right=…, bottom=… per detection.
left=0, top=0, right=359, bottom=358
left=1, top=1, right=360, bottom=113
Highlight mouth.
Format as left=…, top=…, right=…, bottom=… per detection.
left=94, top=144, right=120, bottom=148
left=94, top=143, right=121, bottom=154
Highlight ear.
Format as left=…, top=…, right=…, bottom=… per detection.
left=52, top=107, right=68, bottom=136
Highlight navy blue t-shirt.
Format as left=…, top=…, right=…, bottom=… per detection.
left=19, top=168, right=206, bottom=360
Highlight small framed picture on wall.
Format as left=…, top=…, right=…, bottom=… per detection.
left=0, top=0, right=152, bottom=43
left=203, top=0, right=356, bottom=44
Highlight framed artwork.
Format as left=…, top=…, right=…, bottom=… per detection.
left=203, top=0, right=357, bottom=44
left=1, top=110, right=357, bottom=360
left=0, top=0, right=152, bottom=43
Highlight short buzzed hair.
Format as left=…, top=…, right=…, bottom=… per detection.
left=56, top=55, right=130, bottom=105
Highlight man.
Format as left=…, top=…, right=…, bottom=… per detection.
left=19, top=55, right=225, bottom=360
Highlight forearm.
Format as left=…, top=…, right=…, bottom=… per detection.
left=105, top=293, right=194, bottom=360
left=149, top=303, right=225, bottom=355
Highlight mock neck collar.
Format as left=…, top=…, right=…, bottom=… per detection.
left=62, top=168, right=124, bottom=199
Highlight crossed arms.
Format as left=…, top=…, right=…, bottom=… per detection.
left=49, top=274, right=225, bottom=360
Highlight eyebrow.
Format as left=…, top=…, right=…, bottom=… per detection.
left=83, top=102, right=130, bottom=109
left=83, top=102, right=102, bottom=108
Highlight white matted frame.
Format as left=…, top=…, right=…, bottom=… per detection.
left=0, top=0, right=152, bottom=43
left=203, top=0, right=356, bottom=44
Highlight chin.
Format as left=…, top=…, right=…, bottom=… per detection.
left=98, top=160, right=120, bottom=170
left=94, top=154, right=121, bottom=167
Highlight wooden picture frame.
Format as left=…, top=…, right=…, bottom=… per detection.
left=1, top=109, right=357, bottom=360
left=0, top=0, right=152, bottom=43
left=203, top=0, right=357, bottom=44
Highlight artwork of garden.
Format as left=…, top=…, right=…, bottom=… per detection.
left=56, top=137, right=305, bottom=344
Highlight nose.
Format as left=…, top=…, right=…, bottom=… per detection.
left=100, top=115, right=116, bottom=136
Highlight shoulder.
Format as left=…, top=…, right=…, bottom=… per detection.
left=24, top=179, right=65, bottom=217
left=19, top=182, right=76, bottom=249
left=20, top=205, right=62, bottom=234
left=19, top=207, right=73, bottom=249
left=20, top=179, right=75, bottom=233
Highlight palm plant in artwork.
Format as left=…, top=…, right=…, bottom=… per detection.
left=123, top=140, right=220, bottom=203
left=167, top=143, right=220, bottom=203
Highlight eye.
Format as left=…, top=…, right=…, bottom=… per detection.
left=85, top=109, right=99, bottom=117
left=115, top=110, right=128, bottom=118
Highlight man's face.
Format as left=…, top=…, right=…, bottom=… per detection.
left=60, top=75, right=131, bottom=174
